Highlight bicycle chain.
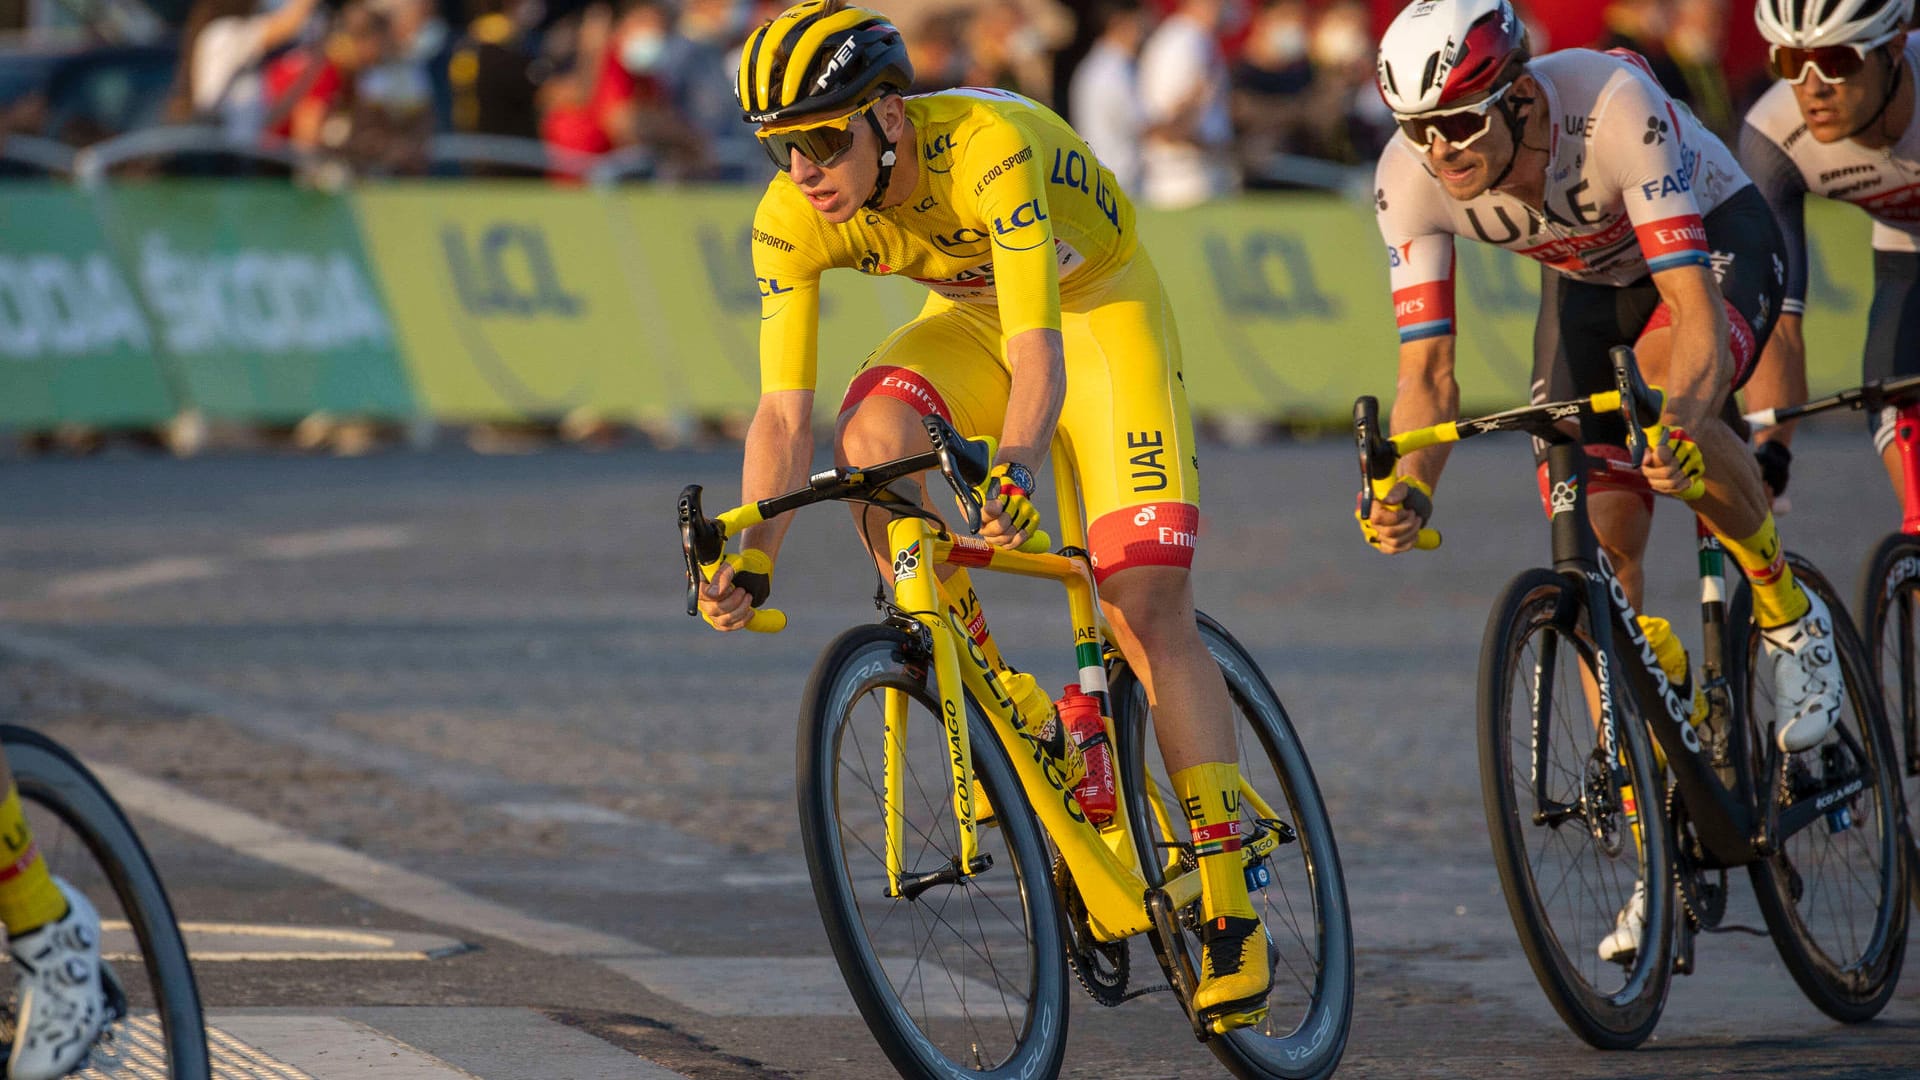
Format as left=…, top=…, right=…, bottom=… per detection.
left=1667, top=783, right=1727, bottom=931
left=1052, top=853, right=1131, bottom=1007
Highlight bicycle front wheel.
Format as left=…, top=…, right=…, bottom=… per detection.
left=1743, top=554, right=1908, bottom=1022
left=1478, top=569, right=1672, bottom=1049
left=1, top=725, right=208, bottom=1076
left=1113, top=613, right=1351, bottom=1080
left=797, top=624, right=1069, bottom=1080
left=1857, top=531, right=1920, bottom=909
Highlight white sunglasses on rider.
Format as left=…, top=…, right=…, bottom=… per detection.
left=1395, top=82, right=1514, bottom=150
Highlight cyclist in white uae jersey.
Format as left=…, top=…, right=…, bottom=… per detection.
left=1364, top=0, right=1847, bottom=966
left=1739, top=1, right=1920, bottom=498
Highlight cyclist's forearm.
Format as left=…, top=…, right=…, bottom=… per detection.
left=738, top=390, right=816, bottom=561
left=1391, top=337, right=1459, bottom=490
left=998, top=328, right=1067, bottom=469
left=1744, top=314, right=1806, bottom=446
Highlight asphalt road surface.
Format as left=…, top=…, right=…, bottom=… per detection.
left=0, top=421, right=1914, bottom=1079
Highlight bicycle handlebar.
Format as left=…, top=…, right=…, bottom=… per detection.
left=1743, top=371, right=1920, bottom=431
left=1353, top=346, right=1670, bottom=545
left=678, top=414, right=1051, bottom=633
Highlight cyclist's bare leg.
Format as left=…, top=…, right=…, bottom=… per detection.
left=1097, top=566, right=1234, bottom=771
left=1884, top=441, right=1904, bottom=494
left=1631, top=326, right=1770, bottom=540
left=1587, top=492, right=1653, bottom=609
left=835, top=397, right=947, bottom=577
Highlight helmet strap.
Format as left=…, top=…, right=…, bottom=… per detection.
left=1485, top=88, right=1532, bottom=192
left=1844, top=46, right=1907, bottom=143
left=862, top=107, right=898, bottom=211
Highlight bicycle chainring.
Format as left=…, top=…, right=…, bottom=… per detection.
left=1667, top=784, right=1727, bottom=930
left=1053, top=853, right=1129, bottom=1007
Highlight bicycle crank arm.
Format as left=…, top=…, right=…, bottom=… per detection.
left=892, top=854, right=994, bottom=902
left=1146, top=888, right=1210, bottom=1042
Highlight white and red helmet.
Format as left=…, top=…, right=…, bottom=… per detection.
left=1755, top=0, right=1912, bottom=50
left=1376, top=0, right=1530, bottom=115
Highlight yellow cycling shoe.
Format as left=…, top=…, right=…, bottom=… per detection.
left=1195, top=914, right=1271, bottom=1034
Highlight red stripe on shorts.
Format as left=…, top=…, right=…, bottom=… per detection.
left=1638, top=297, right=1759, bottom=387
left=1086, top=503, right=1199, bottom=585
left=839, top=365, right=954, bottom=422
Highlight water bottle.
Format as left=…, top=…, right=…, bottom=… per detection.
left=1003, top=671, right=1085, bottom=790
left=1056, top=684, right=1116, bottom=825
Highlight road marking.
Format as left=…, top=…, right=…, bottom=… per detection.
left=48, top=557, right=224, bottom=599
left=212, top=1015, right=473, bottom=1078
left=606, top=957, right=1000, bottom=1018
left=243, top=526, right=415, bottom=561
left=337, top=1007, right=692, bottom=1080
left=494, top=801, right=636, bottom=826
left=101, top=921, right=469, bottom=963
left=90, top=763, right=659, bottom=960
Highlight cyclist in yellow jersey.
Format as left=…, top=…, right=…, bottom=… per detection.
left=696, top=0, right=1272, bottom=1033
left=0, top=754, right=109, bottom=1080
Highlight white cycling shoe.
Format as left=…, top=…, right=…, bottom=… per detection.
left=1597, top=879, right=1646, bottom=964
left=1761, top=590, right=1846, bottom=753
left=8, top=880, right=111, bottom=1080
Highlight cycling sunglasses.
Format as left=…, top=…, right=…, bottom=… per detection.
left=758, top=98, right=880, bottom=171
left=1395, top=82, right=1513, bottom=151
left=1768, top=39, right=1891, bottom=84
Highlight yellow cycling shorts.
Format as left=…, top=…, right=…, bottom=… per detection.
left=837, top=251, right=1200, bottom=584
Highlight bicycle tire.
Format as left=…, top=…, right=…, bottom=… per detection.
left=1, top=724, right=209, bottom=1077
left=1741, top=554, right=1909, bottom=1022
left=1856, top=532, right=1920, bottom=910
left=1477, top=569, right=1673, bottom=1049
left=797, top=624, right=1070, bottom=1080
left=1112, top=612, right=1351, bottom=1080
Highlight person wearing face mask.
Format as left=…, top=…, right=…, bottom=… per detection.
left=1138, top=0, right=1239, bottom=206
left=1232, top=0, right=1313, bottom=171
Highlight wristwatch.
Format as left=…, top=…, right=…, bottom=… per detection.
left=1000, top=461, right=1036, bottom=498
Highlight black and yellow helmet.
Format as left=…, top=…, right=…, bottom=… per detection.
left=736, top=0, right=914, bottom=125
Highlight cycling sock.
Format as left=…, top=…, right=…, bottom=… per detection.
left=1713, top=514, right=1809, bottom=629
left=1170, top=762, right=1255, bottom=921
left=0, top=785, right=65, bottom=935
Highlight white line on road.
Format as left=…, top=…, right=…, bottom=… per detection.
left=91, top=763, right=659, bottom=960
left=44, top=525, right=416, bottom=600
left=48, top=557, right=224, bottom=600
left=243, top=526, right=415, bottom=561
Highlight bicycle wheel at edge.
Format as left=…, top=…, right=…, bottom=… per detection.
left=1113, top=612, right=1352, bottom=1080
left=1743, top=553, right=1908, bottom=1022
left=1, top=724, right=209, bottom=1077
left=1477, top=569, right=1673, bottom=1049
left=797, top=624, right=1070, bottom=1080
left=1857, top=532, right=1920, bottom=910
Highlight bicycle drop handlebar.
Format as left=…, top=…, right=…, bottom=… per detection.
left=1354, top=346, right=1667, bottom=550
left=1743, top=371, right=1920, bottom=431
left=678, top=414, right=1051, bottom=634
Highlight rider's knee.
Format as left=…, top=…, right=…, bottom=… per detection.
left=1101, top=566, right=1195, bottom=647
left=835, top=397, right=925, bottom=467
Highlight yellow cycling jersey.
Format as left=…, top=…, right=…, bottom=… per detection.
left=751, top=87, right=1138, bottom=393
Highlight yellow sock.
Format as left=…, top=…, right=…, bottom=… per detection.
left=1171, top=762, right=1254, bottom=921
left=0, top=785, right=65, bottom=934
left=1712, top=514, right=1809, bottom=629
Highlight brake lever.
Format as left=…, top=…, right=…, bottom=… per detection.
left=1610, top=345, right=1662, bottom=463
left=677, top=484, right=724, bottom=616
left=1353, top=395, right=1395, bottom=519
left=923, top=414, right=986, bottom=534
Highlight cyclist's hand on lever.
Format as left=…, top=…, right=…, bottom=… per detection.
left=1358, top=476, right=1436, bottom=554
left=974, top=462, right=1049, bottom=552
left=1640, top=419, right=1707, bottom=502
left=697, top=548, right=778, bottom=632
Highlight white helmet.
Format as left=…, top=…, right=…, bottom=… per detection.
left=1755, top=0, right=1912, bottom=49
left=1376, top=0, right=1530, bottom=115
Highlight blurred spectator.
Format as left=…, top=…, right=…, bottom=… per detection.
left=169, top=0, right=326, bottom=137
left=451, top=0, right=540, bottom=140
left=363, top=0, right=450, bottom=133
left=967, top=0, right=1055, bottom=102
left=262, top=3, right=388, bottom=149
left=1668, top=0, right=1734, bottom=137
left=1308, top=0, right=1382, bottom=160
left=1599, top=0, right=1690, bottom=102
left=908, top=9, right=970, bottom=93
left=1069, top=0, right=1145, bottom=193
left=1138, top=0, right=1236, bottom=207
left=1231, top=0, right=1312, bottom=169
left=659, top=0, right=764, bottom=178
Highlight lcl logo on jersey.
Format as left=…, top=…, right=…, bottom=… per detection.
left=924, top=133, right=956, bottom=174
left=991, top=200, right=1050, bottom=250
left=933, top=227, right=989, bottom=254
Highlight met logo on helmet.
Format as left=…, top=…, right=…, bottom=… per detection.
left=815, top=38, right=859, bottom=91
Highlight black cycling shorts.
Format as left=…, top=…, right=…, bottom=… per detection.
left=1531, top=184, right=1787, bottom=452
left=1866, top=250, right=1920, bottom=453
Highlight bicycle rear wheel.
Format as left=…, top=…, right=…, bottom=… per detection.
left=1478, top=569, right=1672, bottom=1049
left=1857, top=532, right=1920, bottom=910
left=1113, top=613, right=1351, bottom=1080
left=0, top=724, right=208, bottom=1077
left=797, top=624, right=1069, bottom=1080
left=1742, top=554, right=1908, bottom=1022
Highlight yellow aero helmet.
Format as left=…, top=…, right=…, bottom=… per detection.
left=736, top=0, right=914, bottom=125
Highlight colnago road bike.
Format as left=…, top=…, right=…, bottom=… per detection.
left=0, top=726, right=208, bottom=1076
left=679, top=413, right=1351, bottom=1079
left=1746, top=371, right=1920, bottom=909
left=1353, top=346, right=1907, bottom=1049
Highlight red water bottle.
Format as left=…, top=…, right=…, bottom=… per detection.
left=1056, top=684, right=1116, bottom=825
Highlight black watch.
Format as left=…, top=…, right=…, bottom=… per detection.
left=1000, top=461, right=1036, bottom=497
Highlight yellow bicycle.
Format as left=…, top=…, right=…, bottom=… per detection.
left=679, top=414, right=1352, bottom=1079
